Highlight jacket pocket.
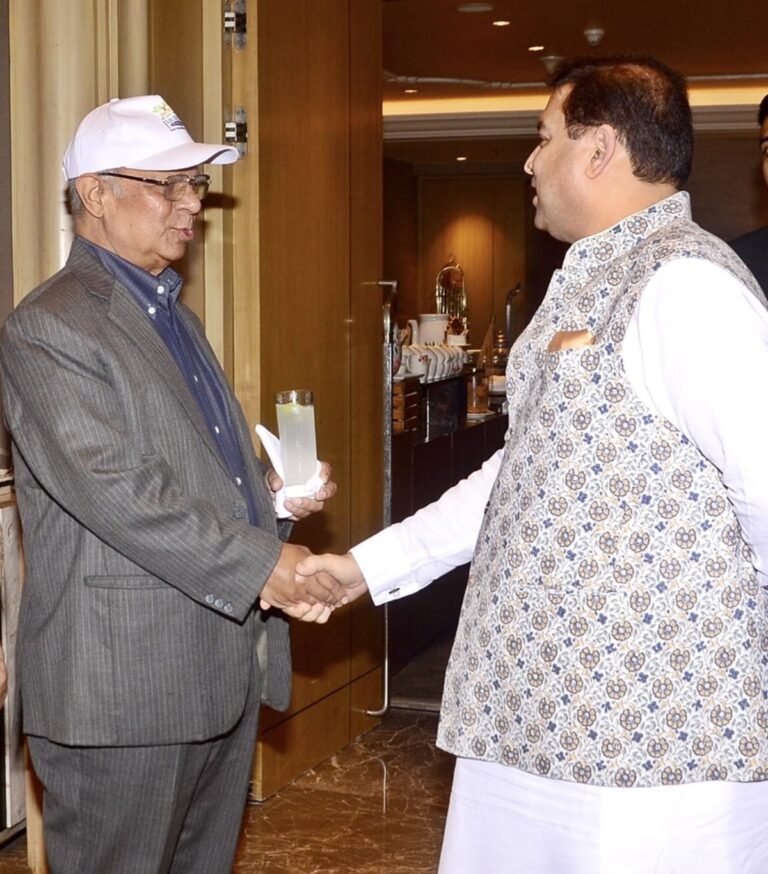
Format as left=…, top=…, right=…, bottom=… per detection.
left=84, top=574, right=167, bottom=590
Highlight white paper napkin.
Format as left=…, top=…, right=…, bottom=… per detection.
left=254, top=424, right=324, bottom=518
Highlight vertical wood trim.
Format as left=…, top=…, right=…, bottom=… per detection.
left=348, top=0, right=384, bottom=687
left=202, top=0, right=230, bottom=374
left=348, top=0, right=383, bottom=544
left=230, top=4, right=261, bottom=429
left=24, top=753, right=47, bottom=874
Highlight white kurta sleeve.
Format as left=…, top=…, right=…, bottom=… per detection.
left=622, top=257, right=768, bottom=586
left=351, top=447, right=503, bottom=605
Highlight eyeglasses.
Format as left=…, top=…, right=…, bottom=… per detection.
left=99, top=172, right=211, bottom=202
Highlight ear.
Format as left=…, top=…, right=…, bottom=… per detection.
left=585, top=125, right=618, bottom=179
left=75, top=174, right=108, bottom=218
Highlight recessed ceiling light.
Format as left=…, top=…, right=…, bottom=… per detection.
left=404, top=88, right=419, bottom=94
left=456, top=3, right=494, bottom=13
left=456, top=156, right=468, bottom=162
left=528, top=45, right=545, bottom=52
left=539, top=53, right=564, bottom=75
left=492, top=20, right=511, bottom=27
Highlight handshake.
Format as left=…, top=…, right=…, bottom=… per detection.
left=259, top=464, right=367, bottom=622
left=259, top=543, right=368, bottom=624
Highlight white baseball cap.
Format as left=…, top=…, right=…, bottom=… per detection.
left=62, top=95, right=239, bottom=179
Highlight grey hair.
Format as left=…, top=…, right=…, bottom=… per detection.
left=67, top=169, right=124, bottom=219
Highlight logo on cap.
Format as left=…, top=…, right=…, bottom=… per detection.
left=152, top=100, right=187, bottom=134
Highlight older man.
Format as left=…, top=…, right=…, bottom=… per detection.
left=301, top=57, right=768, bottom=873
left=730, top=94, right=768, bottom=293
left=0, top=95, right=340, bottom=873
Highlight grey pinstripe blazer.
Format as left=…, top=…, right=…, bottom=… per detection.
left=0, top=239, right=292, bottom=746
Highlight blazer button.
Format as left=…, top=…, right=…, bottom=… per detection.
left=224, top=603, right=234, bottom=614
left=205, top=594, right=215, bottom=604
left=214, top=598, right=224, bottom=609
left=233, top=505, right=247, bottom=519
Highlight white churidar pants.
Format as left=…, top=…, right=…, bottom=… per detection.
left=438, top=758, right=768, bottom=874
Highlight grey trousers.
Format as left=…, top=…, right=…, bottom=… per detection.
left=27, top=680, right=262, bottom=874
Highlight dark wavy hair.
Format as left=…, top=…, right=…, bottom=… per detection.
left=758, top=94, right=768, bottom=127
left=551, top=56, right=693, bottom=188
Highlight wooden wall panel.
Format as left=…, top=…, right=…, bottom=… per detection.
left=350, top=666, right=384, bottom=739
left=419, top=176, right=495, bottom=338
left=148, top=1, right=208, bottom=326
left=256, top=0, right=351, bottom=557
left=259, top=611, right=352, bottom=732
left=253, top=686, right=351, bottom=801
left=417, top=175, right=526, bottom=347
left=252, top=0, right=384, bottom=792
left=348, top=0, right=384, bottom=689
left=491, top=176, right=527, bottom=339
left=384, top=157, right=419, bottom=322
left=689, top=131, right=768, bottom=240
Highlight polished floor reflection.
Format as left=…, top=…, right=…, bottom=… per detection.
left=237, top=709, right=452, bottom=873
left=0, top=709, right=453, bottom=873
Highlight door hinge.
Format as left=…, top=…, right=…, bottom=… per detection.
left=223, top=0, right=247, bottom=51
left=224, top=107, right=248, bottom=159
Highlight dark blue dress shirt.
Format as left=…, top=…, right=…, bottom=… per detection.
left=81, top=238, right=260, bottom=524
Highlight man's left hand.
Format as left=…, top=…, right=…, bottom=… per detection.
left=266, top=461, right=337, bottom=520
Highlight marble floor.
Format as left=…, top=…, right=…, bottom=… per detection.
left=0, top=644, right=454, bottom=873
left=235, top=709, right=452, bottom=873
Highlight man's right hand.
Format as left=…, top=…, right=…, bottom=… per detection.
left=259, top=543, right=348, bottom=615
left=295, top=552, right=369, bottom=605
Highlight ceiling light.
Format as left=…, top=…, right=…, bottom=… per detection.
left=456, top=156, right=468, bottom=162
left=528, top=45, right=545, bottom=52
left=456, top=3, right=494, bottom=12
left=404, top=88, right=419, bottom=94
left=492, top=20, right=511, bottom=27
left=583, top=25, right=605, bottom=47
left=539, top=53, right=564, bottom=75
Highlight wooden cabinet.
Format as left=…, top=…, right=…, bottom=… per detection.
left=389, top=414, right=507, bottom=672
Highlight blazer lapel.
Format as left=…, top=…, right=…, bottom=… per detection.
left=67, top=241, right=230, bottom=476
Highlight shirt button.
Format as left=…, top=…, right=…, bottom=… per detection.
left=214, top=426, right=221, bottom=435
left=193, top=375, right=199, bottom=383
left=388, top=587, right=400, bottom=596
left=235, top=477, right=242, bottom=486
left=147, top=306, right=156, bottom=316
left=205, top=594, right=215, bottom=604
left=214, top=598, right=224, bottom=609
left=157, top=284, right=165, bottom=295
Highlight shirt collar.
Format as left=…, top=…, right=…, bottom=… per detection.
left=78, top=237, right=183, bottom=311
